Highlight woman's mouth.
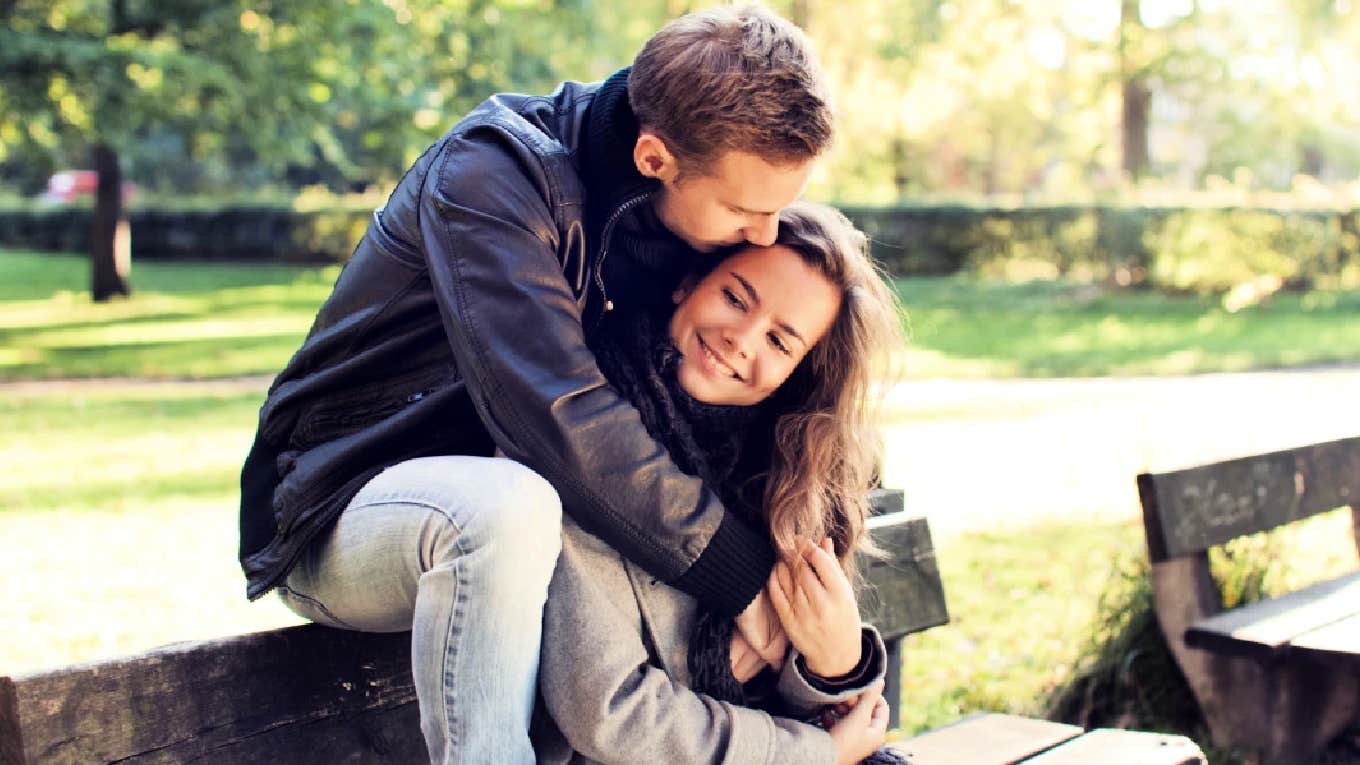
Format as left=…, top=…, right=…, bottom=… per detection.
left=697, top=335, right=742, bottom=381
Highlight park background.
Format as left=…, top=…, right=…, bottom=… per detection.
left=3, top=1, right=1360, bottom=762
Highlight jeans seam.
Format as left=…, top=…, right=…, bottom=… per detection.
left=349, top=497, right=462, bottom=526
left=439, top=525, right=472, bottom=761
left=277, top=584, right=362, bottom=631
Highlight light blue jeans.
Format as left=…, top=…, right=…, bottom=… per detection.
left=276, top=456, right=563, bottom=764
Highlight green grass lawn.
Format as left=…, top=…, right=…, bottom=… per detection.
left=895, top=277, right=1360, bottom=377
left=4, top=248, right=1360, bottom=381
left=0, top=249, right=337, bottom=380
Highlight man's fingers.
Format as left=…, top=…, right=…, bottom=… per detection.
left=764, top=629, right=788, bottom=671
left=735, top=645, right=764, bottom=682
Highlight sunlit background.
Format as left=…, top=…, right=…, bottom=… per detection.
left=3, top=1, right=1359, bottom=758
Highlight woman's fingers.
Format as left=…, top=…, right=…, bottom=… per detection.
left=841, top=683, right=883, bottom=726
left=869, top=695, right=891, bottom=732
left=795, top=554, right=824, bottom=608
left=775, top=559, right=796, bottom=603
left=803, top=538, right=847, bottom=593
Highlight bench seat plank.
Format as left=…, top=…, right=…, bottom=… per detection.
left=1019, top=728, right=1205, bottom=765
left=1184, top=571, right=1360, bottom=660
left=887, top=713, right=1082, bottom=764
left=0, top=625, right=422, bottom=764
left=1289, top=612, right=1360, bottom=663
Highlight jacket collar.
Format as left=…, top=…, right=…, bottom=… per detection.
left=580, top=67, right=660, bottom=222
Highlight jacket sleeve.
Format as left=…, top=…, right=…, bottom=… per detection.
left=412, top=121, right=774, bottom=616
left=540, top=522, right=836, bottom=765
left=777, top=627, right=889, bottom=718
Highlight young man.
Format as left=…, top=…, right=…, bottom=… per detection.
left=238, top=5, right=834, bottom=762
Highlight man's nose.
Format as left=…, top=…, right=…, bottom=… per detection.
left=743, top=215, right=779, bottom=247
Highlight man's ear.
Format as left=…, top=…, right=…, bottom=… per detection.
left=634, top=131, right=679, bottom=183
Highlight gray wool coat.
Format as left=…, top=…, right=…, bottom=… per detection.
left=531, top=517, right=888, bottom=765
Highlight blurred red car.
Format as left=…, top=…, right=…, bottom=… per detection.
left=41, top=170, right=138, bottom=204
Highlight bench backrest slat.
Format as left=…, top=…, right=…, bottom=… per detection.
left=1139, top=435, right=1360, bottom=562
left=860, top=512, right=950, bottom=638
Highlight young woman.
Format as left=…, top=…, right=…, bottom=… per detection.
left=531, top=202, right=908, bottom=765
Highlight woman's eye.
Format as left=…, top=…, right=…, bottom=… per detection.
left=768, top=332, right=790, bottom=355
left=722, top=288, right=744, bottom=309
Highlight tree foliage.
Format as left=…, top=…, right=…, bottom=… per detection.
left=2, top=0, right=1358, bottom=202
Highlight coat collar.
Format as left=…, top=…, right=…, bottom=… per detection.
left=623, top=558, right=697, bottom=685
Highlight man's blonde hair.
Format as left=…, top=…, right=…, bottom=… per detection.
left=628, top=4, right=833, bottom=172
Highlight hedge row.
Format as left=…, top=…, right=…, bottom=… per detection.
left=0, top=206, right=372, bottom=264
left=3, top=204, right=1358, bottom=292
left=843, top=205, right=1360, bottom=291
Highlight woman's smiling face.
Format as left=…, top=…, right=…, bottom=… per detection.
left=668, top=244, right=841, bottom=406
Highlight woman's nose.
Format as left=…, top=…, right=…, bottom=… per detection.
left=722, top=321, right=758, bottom=358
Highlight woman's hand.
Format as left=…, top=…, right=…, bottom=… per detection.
left=768, top=537, right=863, bottom=678
left=829, top=683, right=890, bottom=765
left=729, top=631, right=767, bottom=683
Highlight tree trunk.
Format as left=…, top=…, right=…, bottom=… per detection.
left=1120, top=0, right=1150, bottom=180
left=91, top=143, right=131, bottom=302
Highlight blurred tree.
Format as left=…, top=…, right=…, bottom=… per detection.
left=0, top=0, right=619, bottom=299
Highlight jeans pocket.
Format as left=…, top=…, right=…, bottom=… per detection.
left=276, top=585, right=359, bottom=631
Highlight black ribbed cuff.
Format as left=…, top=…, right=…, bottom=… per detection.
left=799, top=629, right=881, bottom=692
left=671, top=512, right=776, bottom=617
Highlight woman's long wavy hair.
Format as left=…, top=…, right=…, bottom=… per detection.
left=756, top=201, right=905, bottom=581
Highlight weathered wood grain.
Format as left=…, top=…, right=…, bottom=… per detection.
left=0, top=625, right=420, bottom=765
left=1140, top=436, right=1360, bottom=762
left=1020, top=728, right=1205, bottom=765
left=887, top=713, right=1082, bottom=764
left=858, top=512, right=950, bottom=639
left=1139, top=435, right=1360, bottom=562
left=868, top=487, right=905, bottom=516
left=1288, top=612, right=1360, bottom=664
left=1184, top=571, right=1360, bottom=660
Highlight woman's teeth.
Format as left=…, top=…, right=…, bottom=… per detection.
left=701, top=338, right=739, bottom=380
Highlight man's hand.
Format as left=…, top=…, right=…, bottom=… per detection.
left=735, top=587, right=789, bottom=671
left=829, top=683, right=889, bottom=765
left=729, top=632, right=767, bottom=683
left=769, top=537, right=863, bottom=678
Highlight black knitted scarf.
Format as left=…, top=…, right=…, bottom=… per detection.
left=589, top=307, right=906, bottom=765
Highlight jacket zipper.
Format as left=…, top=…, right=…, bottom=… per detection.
left=591, top=190, right=653, bottom=321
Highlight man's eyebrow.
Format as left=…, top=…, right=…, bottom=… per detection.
left=730, top=270, right=808, bottom=347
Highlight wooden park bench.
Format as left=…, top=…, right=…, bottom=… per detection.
left=2, top=489, right=1203, bottom=764
left=1139, top=435, right=1360, bottom=763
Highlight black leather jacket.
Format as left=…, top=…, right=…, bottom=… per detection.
left=239, top=70, right=775, bottom=615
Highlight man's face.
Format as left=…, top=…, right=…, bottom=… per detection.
left=652, top=150, right=814, bottom=253
left=668, top=243, right=840, bottom=406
